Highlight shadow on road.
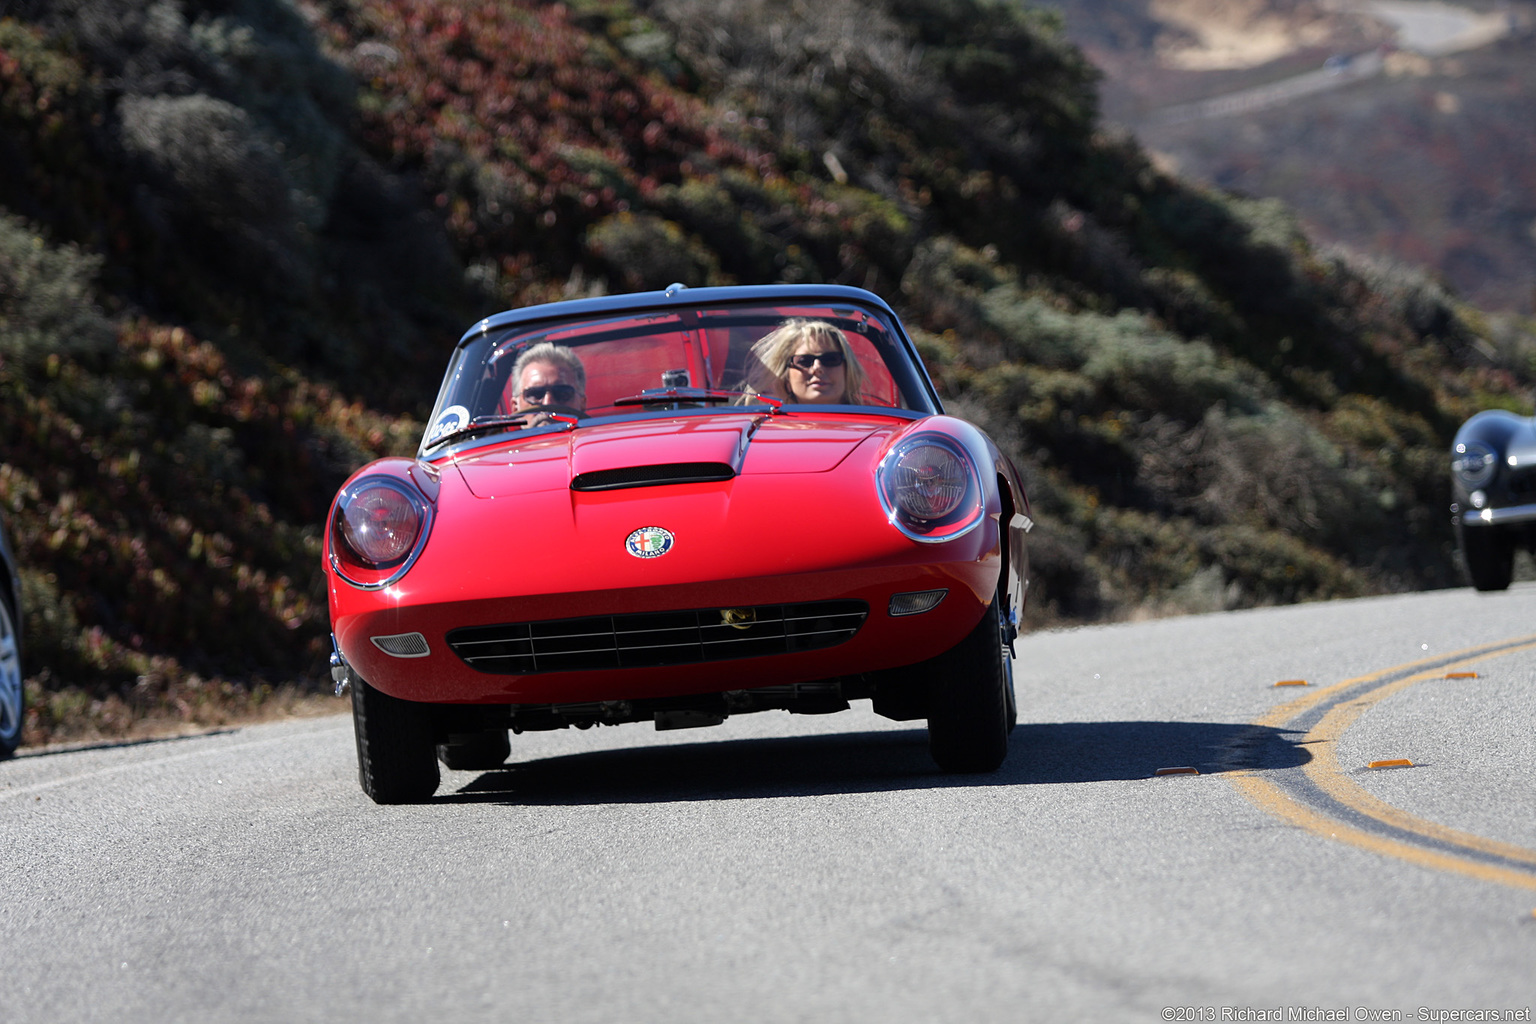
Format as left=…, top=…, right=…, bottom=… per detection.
left=11, top=727, right=241, bottom=760
left=439, top=720, right=1310, bottom=805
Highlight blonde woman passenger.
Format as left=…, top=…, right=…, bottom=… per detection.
left=740, top=318, right=868, bottom=405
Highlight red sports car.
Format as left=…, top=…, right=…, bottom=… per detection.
left=325, top=284, right=1032, bottom=802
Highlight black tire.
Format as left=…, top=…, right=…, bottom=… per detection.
left=351, top=672, right=440, bottom=804
left=0, top=592, right=22, bottom=759
left=926, top=593, right=1010, bottom=773
left=437, top=730, right=510, bottom=771
left=1457, top=522, right=1514, bottom=592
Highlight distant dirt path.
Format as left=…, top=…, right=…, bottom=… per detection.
left=1145, top=0, right=1524, bottom=124
left=1366, top=0, right=1517, bottom=54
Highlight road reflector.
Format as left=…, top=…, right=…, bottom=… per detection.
left=1445, top=671, right=1478, bottom=679
left=1274, top=679, right=1309, bottom=687
left=1367, top=759, right=1414, bottom=769
left=1155, top=766, right=1200, bottom=776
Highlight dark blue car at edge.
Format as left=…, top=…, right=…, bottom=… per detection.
left=0, top=512, right=22, bottom=758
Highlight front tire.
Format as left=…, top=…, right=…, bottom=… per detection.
left=926, top=593, right=1010, bottom=773
left=1457, top=522, right=1514, bottom=592
left=351, top=672, right=440, bottom=804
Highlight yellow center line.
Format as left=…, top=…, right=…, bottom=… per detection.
left=1305, top=643, right=1536, bottom=868
left=1228, top=774, right=1536, bottom=891
left=1249, top=634, right=1536, bottom=729
left=1228, top=635, right=1536, bottom=891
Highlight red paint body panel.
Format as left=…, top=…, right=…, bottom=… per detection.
left=454, top=436, right=571, bottom=497
left=737, top=417, right=888, bottom=474
left=453, top=415, right=881, bottom=500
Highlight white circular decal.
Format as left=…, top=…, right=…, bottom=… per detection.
left=428, top=404, right=471, bottom=442
left=625, top=526, right=675, bottom=559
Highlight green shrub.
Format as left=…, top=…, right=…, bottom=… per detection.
left=1080, top=324, right=1271, bottom=420
left=652, top=178, right=782, bottom=283
left=586, top=211, right=722, bottom=290
left=0, top=211, right=115, bottom=361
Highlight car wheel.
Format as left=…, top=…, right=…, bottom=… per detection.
left=0, top=592, right=22, bottom=759
left=437, top=730, right=510, bottom=771
left=926, top=592, right=1010, bottom=773
left=351, top=672, right=440, bottom=804
left=1457, top=522, right=1514, bottom=592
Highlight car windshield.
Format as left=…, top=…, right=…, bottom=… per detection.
left=421, top=298, right=935, bottom=452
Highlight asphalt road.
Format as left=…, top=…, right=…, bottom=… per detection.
left=4, top=585, right=1535, bottom=1022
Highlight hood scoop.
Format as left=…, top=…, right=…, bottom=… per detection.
left=571, top=462, right=735, bottom=491
left=567, top=417, right=756, bottom=491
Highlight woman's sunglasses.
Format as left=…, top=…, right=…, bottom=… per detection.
left=521, top=384, right=578, bottom=403
left=789, top=352, right=845, bottom=371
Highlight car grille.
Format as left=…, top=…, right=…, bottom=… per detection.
left=446, top=600, right=869, bottom=674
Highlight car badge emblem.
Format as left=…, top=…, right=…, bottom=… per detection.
left=721, top=608, right=756, bottom=630
left=625, top=526, right=674, bottom=559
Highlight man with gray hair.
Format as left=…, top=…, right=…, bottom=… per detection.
left=510, top=342, right=587, bottom=415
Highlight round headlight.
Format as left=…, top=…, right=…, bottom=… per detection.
left=888, top=444, right=969, bottom=520
left=335, top=481, right=427, bottom=570
left=877, top=435, right=984, bottom=543
left=1452, top=441, right=1497, bottom=489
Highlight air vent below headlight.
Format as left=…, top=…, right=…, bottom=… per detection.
left=371, top=632, right=431, bottom=657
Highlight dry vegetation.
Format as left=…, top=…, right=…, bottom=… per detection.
left=0, top=0, right=1529, bottom=747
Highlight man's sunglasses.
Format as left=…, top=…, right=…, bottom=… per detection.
left=789, top=352, right=845, bottom=370
left=521, top=384, right=578, bottom=403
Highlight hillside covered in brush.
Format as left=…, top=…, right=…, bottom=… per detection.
left=0, top=0, right=1527, bottom=744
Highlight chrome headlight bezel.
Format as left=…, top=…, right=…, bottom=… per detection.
left=1452, top=441, right=1498, bottom=490
left=876, top=434, right=985, bottom=543
left=329, top=475, right=435, bottom=590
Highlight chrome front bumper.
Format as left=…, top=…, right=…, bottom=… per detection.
left=1459, top=502, right=1536, bottom=526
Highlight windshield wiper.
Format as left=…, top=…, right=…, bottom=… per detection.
left=611, top=388, right=783, bottom=412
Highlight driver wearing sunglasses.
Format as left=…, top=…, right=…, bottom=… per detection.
left=743, top=318, right=867, bottom=405
left=510, top=342, right=587, bottom=418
